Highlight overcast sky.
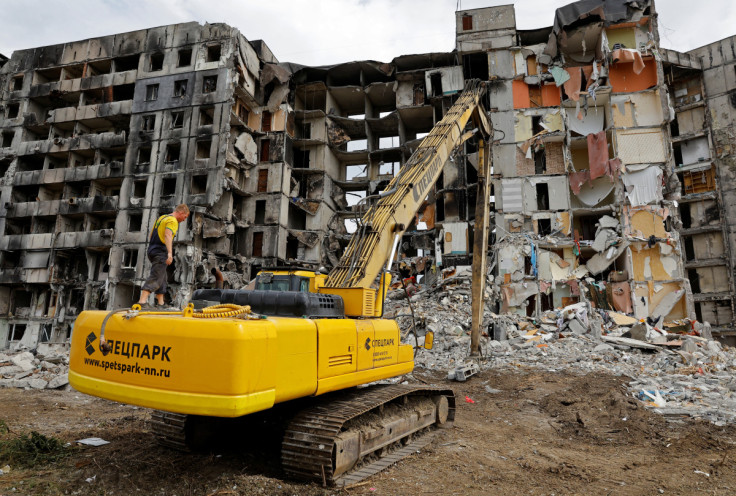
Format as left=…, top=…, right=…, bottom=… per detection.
left=1, top=0, right=734, bottom=66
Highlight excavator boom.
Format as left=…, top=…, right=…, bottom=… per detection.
left=323, top=80, right=491, bottom=316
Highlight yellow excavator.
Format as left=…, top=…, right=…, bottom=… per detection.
left=68, top=80, right=492, bottom=486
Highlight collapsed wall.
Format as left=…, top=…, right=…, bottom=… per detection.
left=456, top=2, right=701, bottom=333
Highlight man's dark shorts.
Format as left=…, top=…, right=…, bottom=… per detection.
left=142, top=253, right=168, bottom=295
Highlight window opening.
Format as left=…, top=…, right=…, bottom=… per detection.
left=177, top=49, right=192, bottom=67
left=145, top=84, right=159, bottom=101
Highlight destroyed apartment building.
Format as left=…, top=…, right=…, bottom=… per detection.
left=1, top=0, right=736, bottom=351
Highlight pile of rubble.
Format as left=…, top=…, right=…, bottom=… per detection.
left=386, top=271, right=736, bottom=426
left=0, top=350, right=70, bottom=390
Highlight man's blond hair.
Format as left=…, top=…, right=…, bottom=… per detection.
left=175, top=204, right=190, bottom=216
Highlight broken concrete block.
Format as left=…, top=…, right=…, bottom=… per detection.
left=12, top=371, right=32, bottom=380
left=593, top=343, right=614, bottom=353
left=625, top=322, right=647, bottom=341
left=28, top=378, right=47, bottom=390
left=0, top=365, right=22, bottom=376
left=448, top=362, right=480, bottom=382
left=11, top=352, right=35, bottom=372
left=567, top=318, right=587, bottom=335
left=682, top=338, right=698, bottom=353
left=47, top=375, right=69, bottom=389
left=597, top=215, right=619, bottom=229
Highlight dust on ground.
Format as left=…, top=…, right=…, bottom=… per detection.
left=1, top=368, right=735, bottom=496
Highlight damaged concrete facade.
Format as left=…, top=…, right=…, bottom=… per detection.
left=0, top=23, right=278, bottom=349
left=1, top=1, right=736, bottom=350
left=457, top=3, right=699, bottom=331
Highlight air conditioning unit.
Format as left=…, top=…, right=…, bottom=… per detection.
left=53, top=137, right=63, bottom=145
left=68, top=197, right=77, bottom=205
left=109, top=161, right=122, bottom=169
left=100, top=228, right=114, bottom=237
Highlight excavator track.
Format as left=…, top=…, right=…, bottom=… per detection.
left=281, top=384, right=455, bottom=487
left=150, top=410, right=190, bottom=451
left=150, top=385, right=455, bottom=487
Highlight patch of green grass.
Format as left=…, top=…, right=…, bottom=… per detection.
left=0, top=431, right=69, bottom=468
left=0, top=419, right=9, bottom=435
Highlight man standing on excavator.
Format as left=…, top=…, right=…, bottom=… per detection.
left=136, top=204, right=190, bottom=309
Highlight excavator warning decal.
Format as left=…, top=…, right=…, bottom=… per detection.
left=365, top=337, right=371, bottom=351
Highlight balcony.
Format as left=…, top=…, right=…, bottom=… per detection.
left=5, top=195, right=119, bottom=219
left=15, top=131, right=127, bottom=157
left=14, top=162, right=124, bottom=186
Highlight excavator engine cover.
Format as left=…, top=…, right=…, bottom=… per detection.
left=192, top=289, right=344, bottom=318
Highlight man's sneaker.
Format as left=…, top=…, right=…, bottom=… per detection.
left=135, top=302, right=154, bottom=310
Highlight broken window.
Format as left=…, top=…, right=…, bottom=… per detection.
left=149, top=53, right=164, bottom=71
left=133, top=179, right=147, bottom=198
left=174, top=79, right=188, bottom=97
left=145, top=84, right=159, bottom=101
left=257, top=169, right=269, bottom=192
left=537, top=218, right=552, bottom=235
left=196, top=140, right=211, bottom=159
left=255, top=200, right=266, bottom=224
left=238, top=102, right=249, bottom=122
left=39, top=323, right=52, bottom=343
left=1, top=131, right=13, bottom=148
left=288, top=203, right=306, bottom=230
left=138, top=147, right=152, bottom=164
left=171, top=111, right=184, bottom=129
left=6, top=102, right=19, bottom=119
left=462, top=52, right=489, bottom=81
left=346, top=164, right=367, bottom=181
left=165, top=142, right=181, bottom=163
left=199, top=106, right=214, bottom=126
left=128, top=213, right=142, bottom=231
left=534, top=147, right=546, bottom=174
left=252, top=231, right=264, bottom=257
left=206, top=44, right=221, bottom=62
left=142, top=114, right=155, bottom=132
left=462, top=15, right=473, bottom=31
left=9, top=323, right=26, bottom=341
left=429, top=72, right=442, bottom=97
left=262, top=111, right=272, bottom=132
left=190, top=174, right=208, bottom=195
left=11, top=75, right=23, bottom=91
left=294, top=149, right=309, bottom=168
left=680, top=203, right=692, bottom=229
left=0, top=157, right=11, bottom=176
left=112, top=83, right=135, bottom=101
left=113, top=54, right=139, bottom=72
left=203, top=75, right=217, bottom=93
left=122, top=249, right=138, bottom=268
left=162, top=177, right=177, bottom=196
left=177, top=48, right=192, bottom=67
left=260, top=139, right=271, bottom=162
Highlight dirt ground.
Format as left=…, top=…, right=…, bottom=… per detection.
left=1, top=368, right=735, bottom=496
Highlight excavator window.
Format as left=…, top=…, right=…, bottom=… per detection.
left=256, top=273, right=311, bottom=292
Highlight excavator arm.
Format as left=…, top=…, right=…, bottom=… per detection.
left=322, top=80, right=492, bottom=317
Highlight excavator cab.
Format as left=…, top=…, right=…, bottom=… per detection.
left=255, top=269, right=327, bottom=293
